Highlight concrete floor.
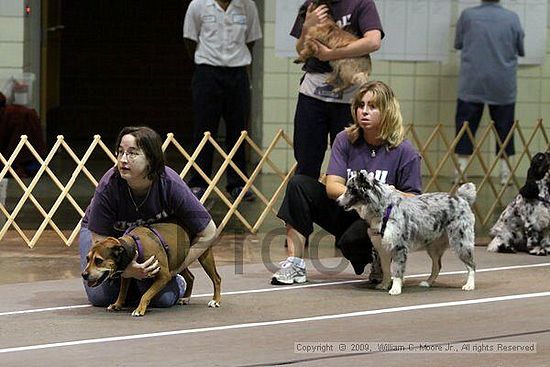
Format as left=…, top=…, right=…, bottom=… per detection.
left=1, top=229, right=549, bottom=367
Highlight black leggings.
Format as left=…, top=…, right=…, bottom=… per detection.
left=277, top=175, right=373, bottom=271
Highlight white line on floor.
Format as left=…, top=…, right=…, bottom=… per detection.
left=1, top=291, right=549, bottom=355
left=0, top=262, right=548, bottom=317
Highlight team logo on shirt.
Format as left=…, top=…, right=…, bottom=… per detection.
left=113, top=210, right=169, bottom=232
left=336, top=14, right=352, bottom=28
left=347, top=169, right=388, bottom=183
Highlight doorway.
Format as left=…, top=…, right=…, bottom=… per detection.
left=43, top=0, right=195, bottom=147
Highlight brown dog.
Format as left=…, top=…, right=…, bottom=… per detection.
left=295, top=2, right=371, bottom=92
left=81, top=222, right=221, bottom=316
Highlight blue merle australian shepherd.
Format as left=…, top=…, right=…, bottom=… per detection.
left=337, top=171, right=477, bottom=295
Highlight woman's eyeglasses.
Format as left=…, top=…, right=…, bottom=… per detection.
left=117, top=150, right=142, bottom=161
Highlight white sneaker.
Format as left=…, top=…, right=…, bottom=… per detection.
left=176, top=274, right=187, bottom=299
left=453, top=156, right=469, bottom=184
left=500, top=160, right=512, bottom=186
left=271, top=257, right=307, bottom=285
left=500, top=170, right=509, bottom=186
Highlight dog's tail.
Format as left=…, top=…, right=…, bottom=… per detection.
left=456, top=182, right=476, bottom=206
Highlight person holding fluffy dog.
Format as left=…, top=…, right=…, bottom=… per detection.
left=272, top=81, right=422, bottom=285
left=291, top=0, right=384, bottom=180
left=79, top=126, right=217, bottom=307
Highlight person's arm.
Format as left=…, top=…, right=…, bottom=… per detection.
left=454, top=12, right=464, bottom=50
left=246, top=41, right=255, bottom=56
left=191, top=219, right=217, bottom=246
left=296, top=4, right=331, bottom=54
left=313, top=29, right=382, bottom=62
left=183, top=0, right=199, bottom=61
left=184, top=38, right=197, bottom=61
left=326, top=175, right=347, bottom=200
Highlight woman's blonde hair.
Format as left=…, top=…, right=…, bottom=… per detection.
left=346, top=80, right=405, bottom=148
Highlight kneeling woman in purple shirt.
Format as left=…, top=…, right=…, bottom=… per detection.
left=272, top=81, right=422, bottom=285
left=79, top=126, right=216, bottom=307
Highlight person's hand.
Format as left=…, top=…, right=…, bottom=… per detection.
left=122, top=254, right=160, bottom=280
left=310, top=39, right=334, bottom=61
left=303, top=4, right=330, bottom=32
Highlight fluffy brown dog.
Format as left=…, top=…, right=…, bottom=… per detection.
left=82, top=223, right=221, bottom=316
left=295, top=2, right=371, bottom=92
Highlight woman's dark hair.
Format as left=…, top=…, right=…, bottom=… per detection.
left=114, top=126, right=165, bottom=181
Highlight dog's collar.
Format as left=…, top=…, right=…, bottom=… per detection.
left=380, top=205, right=393, bottom=238
left=127, top=233, right=145, bottom=263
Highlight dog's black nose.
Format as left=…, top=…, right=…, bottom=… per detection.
left=81, top=272, right=89, bottom=280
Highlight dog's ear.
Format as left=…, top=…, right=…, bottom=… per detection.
left=519, top=181, right=539, bottom=199
left=353, top=170, right=366, bottom=185
left=111, top=242, right=126, bottom=260
left=527, top=152, right=548, bottom=181
left=102, top=237, right=125, bottom=258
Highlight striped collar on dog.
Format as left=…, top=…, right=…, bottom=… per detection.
left=123, top=225, right=169, bottom=262
left=380, top=205, right=393, bottom=238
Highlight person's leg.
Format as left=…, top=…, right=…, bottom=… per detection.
left=188, top=65, right=223, bottom=189
left=454, top=99, right=484, bottom=156
left=134, top=275, right=186, bottom=308
left=489, top=103, right=515, bottom=185
left=80, top=228, right=185, bottom=308
left=273, top=175, right=359, bottom=284
left=454, top=99, right=484, bottom=182
left=293, top=94, right=330, bottom=179
left=488, top=103, right=515, bottom=157
left=222, top=67, right=251, bottom=193
left=328, top=102, right=353, bottom=146
left=336, top=219, right=373, bottom=275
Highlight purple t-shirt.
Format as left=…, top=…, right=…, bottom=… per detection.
left=291, top=0, right=384, bottom=73
left=327, top=131, right=422, bottom=194
left=82, top=166, right=212, bottom=237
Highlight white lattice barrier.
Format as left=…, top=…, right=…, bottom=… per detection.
left=0, top=122, right=548, bottom=248
left=405, top=119, right=549, bottom=227
left=0, top=130, right=296, bottom=247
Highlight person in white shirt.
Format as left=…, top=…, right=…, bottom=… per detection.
left=183, top=0, right=262, bottom=201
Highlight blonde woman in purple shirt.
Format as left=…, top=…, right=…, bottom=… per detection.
left=273, top=81, right=422, bottom=285
left=80, top=126, right=216, bottom=307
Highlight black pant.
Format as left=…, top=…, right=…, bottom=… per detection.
left=188, top=65, right=250, bottom=191
left=277, top=175, right=373, bottom=272
left=293, top=94, right=352, bottom=179
left=455, top=99, right=515, bottom=156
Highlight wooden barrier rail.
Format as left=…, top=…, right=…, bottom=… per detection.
left=0, top=120, right=548, bottom=248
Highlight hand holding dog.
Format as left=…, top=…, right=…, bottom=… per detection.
left=121, top=255, right=160, bottom=280
left=309, top=39, right=334, bottom=61
left=303, top=3, right=330, bottom=32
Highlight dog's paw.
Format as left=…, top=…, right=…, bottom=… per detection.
left=487, top=237, right=502, bottom=252
left=462, top=283, right=475, bottom=291
left=375, top=280, right=392, bottom=290
left=208, top=300, right=221, bottom=308
left=529, top=246, right=547, bottom=256
left=388, top=287, right=402, bottom=296
left=419, top=281, right=432, bottom=288
left=178, top=297, right=191, bottom=305
left=131, top=308, right=146, bottom=317
left=107, top=303, right=122, bottom=312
